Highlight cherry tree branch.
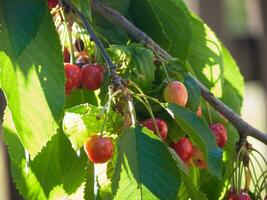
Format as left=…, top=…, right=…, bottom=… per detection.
left=91, top=0, right=267, bottom=145
left=61, top=0, right=123, bottom=89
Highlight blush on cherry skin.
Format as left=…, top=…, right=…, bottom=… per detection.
left=81, top=64, right=104, bottom=91
left=48, top=0, right=58, bottom=10
left=64, top=63, right=82, bottom=95
left=210, top=123, right=228, bottom=148
left=170, top=137, right=194, bottom=162
left=226, top=189, right=251, bottom=200
left=192, top=145, right=207, bottom=169
left=163, top=81, right=188, bottom=107
left=196, top=106, right=202, bottom=118
left=142, top=118, right=168, bottom=141
left=84, top=135, right=114, bottom=164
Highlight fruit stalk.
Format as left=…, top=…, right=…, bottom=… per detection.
left=91, top=0, right=267, bottom=145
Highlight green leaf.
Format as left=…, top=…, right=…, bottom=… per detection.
left=0, top=7, right=65, bottom=157
left=3, top=108, right=88, bottom=199
left=181, top=173, right=208, bottom=200
left=112, top=126, right=181, bottom=200
left=188, top=14, right=244, bottom=114
left=129, top=0, right=192, bottom=61
left=184, top=74, right=201, bottom=112
left=3, top=109, right=47, bottom=200
left=165, top=103, right=222, bottom=178
left=220, top=46, right=244, bottom=114
left=63, top=103, right=123, bottom=150
left=97, top=184, right=113, bottom=200
left=30, top=132, right=88, bottom=197
left=65, top=89, right=99, bottom=109
left=0, top=0, right=46, bottom=60
left=108, top=43, right=155, bottom=91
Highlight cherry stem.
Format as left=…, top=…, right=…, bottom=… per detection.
left=60, top=8, right=74, bottom=64
left=251, top=148, right=267, bottom=165
left=249, top=158, right=261, bottom=196
left=257, top=171, right=267, bottom=193
left=126, top=96, right=136, bottom=127
left=97, top=88, right=121, bottom=120
left=153, top=49, right=170, bottom=82
left=100, top=88, right=113, bottom=136
left=128, top=81, right=162, bottom=139
left=62, top=0, right=123, bottom=89
left=249, top=152, right=265, bottom=177
left=132, top=94, right=162, bottom=140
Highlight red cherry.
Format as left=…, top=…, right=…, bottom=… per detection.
left=170, top=137, right=193, bottom=162
left=64, top=63, right=82, bottom=95
left=227, top=189, right=251, bottom=200
left=163, top=81, right=188, bottom=107
left=238, top=193, right=251, bottom=200
left=48, top=0, right=58, bottom=10
left=63, top=47, right=70, bottom=63
left=81, top=64, right=104, bottom=90
left=210, top=123, right=228, bottom=148
left=192, top=146, right=207, bottom=169
left=84, top=135, right=114, bottom=163
left=142, top=118, right=168, bottom=141
left=196, top=106, right=202, bottom=118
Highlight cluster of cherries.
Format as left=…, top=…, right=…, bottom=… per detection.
left=83, top=80, right=228, bottom=168
left=56, top=1, right=252, bottom=198
left=63, top=39, right=104, bottom=95
left=142, top=81, right=228, bottom=169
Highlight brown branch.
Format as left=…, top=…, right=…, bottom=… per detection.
left=91, top=0, right=267, bottom=145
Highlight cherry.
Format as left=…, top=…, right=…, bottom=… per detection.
left=74, top=38, right=85, bottom=52
left=84, top=135, right=114, bottom=163
left=163, top=81, right=188, bottom=107
left=226, top=189, right=251, bottom=200
left=142, top=118, right=168, bottom=141
left=48, top=0, right=58, bottom=10
left=64, top=63, right=82, bottom=95
left=196, top=106, right=202, bottom=118
left=63, top=47, right=70, bottom=63
left=81, top=64, right=104, bottom=90
left=210, top=123, right=228, bottom=148
left=170, top=137, right=193, bottom=162
left=191, top=146, right=207, bottom=169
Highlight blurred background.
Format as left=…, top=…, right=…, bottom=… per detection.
left=0, top=0, right=267, bottom=199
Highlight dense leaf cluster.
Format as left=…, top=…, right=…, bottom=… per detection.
left=0, top=0, right=246, bottom=199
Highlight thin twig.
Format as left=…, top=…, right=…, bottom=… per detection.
left=91, top=0, right=267, bottom=145
left=62, top=0, right=123, bottom=89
